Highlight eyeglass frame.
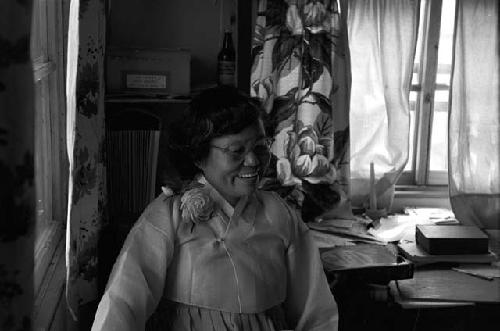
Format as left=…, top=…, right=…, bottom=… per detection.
left=209, top=137, right=273, bottom=164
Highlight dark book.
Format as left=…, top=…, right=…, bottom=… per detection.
left=416, top=225, right=489, bottom=255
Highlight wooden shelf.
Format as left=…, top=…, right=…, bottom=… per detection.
left=105, top=95, right=191, bottom=104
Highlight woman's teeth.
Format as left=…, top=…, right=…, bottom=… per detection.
left=239, top=172, right=258, bottom=178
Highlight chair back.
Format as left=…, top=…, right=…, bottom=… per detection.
left=106, top=109, right=161, bottom=222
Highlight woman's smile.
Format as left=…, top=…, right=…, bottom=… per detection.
left=238, top=171, right=259, bottom=179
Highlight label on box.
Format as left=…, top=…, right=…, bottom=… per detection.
left=125, top=73, right=168, bottom=89
left=108, top=48, right=190, bottom=96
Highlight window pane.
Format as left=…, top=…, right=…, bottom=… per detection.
left=430, top=90, right=449, bottom=171
left=429, top=0, right=455, bottom=173
left=411, top=0, right=428, bottom=87
left=405, top=0, right=427, bottom=175
left=435, top=0, right=455, bottom=87
left=437, top=0, right=456, bottom=68
left=406, top=91, right=418, bottom=171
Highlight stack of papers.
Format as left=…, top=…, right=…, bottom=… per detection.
left=321, top=243, right=399, bottom=270
left=398, top=240, right=497, bottom=265
left=308, top=216, right=386, bottom=249
left=404, top=207, right=459, bottom=224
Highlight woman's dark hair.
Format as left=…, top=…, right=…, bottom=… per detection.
left=169, top=85, right=263, bottom=165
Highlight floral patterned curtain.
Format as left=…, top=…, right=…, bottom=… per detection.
left=0, top=1, right=35, bottom=330
left=251, top=0, right=352, bottom=221
left=66, top=0, right=107, bottom=323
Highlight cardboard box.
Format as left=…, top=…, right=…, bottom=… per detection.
left=106, top=47, right=190, bottom=97
left=416, top=225, right=489, bottom=255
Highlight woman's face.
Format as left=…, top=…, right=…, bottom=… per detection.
left=198, top=120, right=269, bottom=206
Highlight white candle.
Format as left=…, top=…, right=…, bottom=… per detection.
left=369, top=161, right=377, bottom=210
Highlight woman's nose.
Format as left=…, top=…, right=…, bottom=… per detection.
left=243, top=150, right=260, bottom=166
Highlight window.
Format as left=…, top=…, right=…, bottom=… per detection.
left=31, top=0, right=67, bottom=298
left=400, top=0, right=456, bottom=186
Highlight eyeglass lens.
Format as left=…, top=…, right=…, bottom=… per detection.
left=232, top=139, right=271, bottom=162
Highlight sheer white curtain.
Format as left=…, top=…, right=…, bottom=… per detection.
left=449, top=0, right=499, bottom=229
left=347, top=0, right=419, bottom=210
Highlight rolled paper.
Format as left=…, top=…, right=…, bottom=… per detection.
left=369, top=161, right=377, bottom=210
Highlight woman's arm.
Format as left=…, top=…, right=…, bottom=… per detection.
left=280, top=199, right=339, bottom=331
left=91, top=196, right=178, bottom=331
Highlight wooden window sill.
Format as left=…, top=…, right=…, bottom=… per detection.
left=392, top=185, right=451, bottom=213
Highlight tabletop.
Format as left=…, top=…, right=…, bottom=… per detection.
left=390, top=266, right=500, bottom=304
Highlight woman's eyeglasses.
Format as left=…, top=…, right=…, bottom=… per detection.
left=211, top=138, right=272, bottom=163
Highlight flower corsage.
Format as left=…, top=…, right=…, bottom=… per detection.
left=161, top=179, right=215, bottom=231
left=179, top=183, right=215, bottom=231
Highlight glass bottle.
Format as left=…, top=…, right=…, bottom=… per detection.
left=217, top=30, right=236, bottom=86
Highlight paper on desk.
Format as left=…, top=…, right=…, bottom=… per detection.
left=321, top=243, right=399, bottom=271
left=315, top=218, right=356, bottom=228
left=308, top=216, right=386, bottom=249
left=309, top=219, right=386, bottom=245
left=368, top=208, right=460, bottom=243
left=309, top=230, right=356, bottom=248
left=404, top=207, right=457, bottom=221
left=452, top=264, right=500, bottom=280
left=368, top=215, right=416, bottom=242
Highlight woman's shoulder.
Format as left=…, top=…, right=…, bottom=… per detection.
left=256, top=190, right=301, bottom=227
left=139, top=192, right=182, bottom=236
left=256, top=190, right=308, bottom=238
left=257, top=190, right=296, bottom=215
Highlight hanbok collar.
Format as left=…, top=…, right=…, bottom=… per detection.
left=197, top=175, right=257, bottom=224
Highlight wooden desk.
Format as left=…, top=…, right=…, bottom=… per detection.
left=391, top=267, right=500, bottom=303
left=389, top=266, right=500, bottom=331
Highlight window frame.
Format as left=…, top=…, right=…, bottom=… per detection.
left=31, top=0, right=68, bottom=324
left=398, top=0, right=451, bottom=188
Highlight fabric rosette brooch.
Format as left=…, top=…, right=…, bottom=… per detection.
left=161, top=180, right=216, bottom=231
left=180, top=184, right=215, bottom=232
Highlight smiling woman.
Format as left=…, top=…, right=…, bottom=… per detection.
left=91, top=86, right=339, bottom=331
left=174, top=86, right=271, bottom=206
